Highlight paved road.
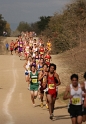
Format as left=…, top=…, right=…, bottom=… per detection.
left=0, top=54, right=71, bottom=124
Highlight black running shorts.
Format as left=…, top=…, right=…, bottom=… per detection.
left=68, top=104, right=83, bottom=118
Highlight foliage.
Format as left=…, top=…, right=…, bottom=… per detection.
left=10, top=30, right=20, bottom=37
left=37, top=16, right=51, bottom=32
left=5, top=23, right=11, bottom=36
left=30, top=22, right=40, bottom=34
left=42, top=0, right=86, bottom=54
left=17, top=21, right=31, bottom=32
left=0, top=14, right=6, bottom=35
left=0, top=14, right=11, bottom=36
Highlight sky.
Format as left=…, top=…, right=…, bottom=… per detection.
left=0, top=0, right=71, bottom=30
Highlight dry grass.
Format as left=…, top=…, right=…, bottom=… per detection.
left=52, top=42, right=86, bottom=85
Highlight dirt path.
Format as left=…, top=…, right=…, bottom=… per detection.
left=0, top=54, right=72, bottom=124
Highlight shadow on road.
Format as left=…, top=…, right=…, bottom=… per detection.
left=53, top=115, right=70, bottom=121
left=54, top=105, right=68, bottom=110
left=0, top=88, right=3, bottom=89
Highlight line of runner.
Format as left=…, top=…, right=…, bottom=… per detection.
left=9, top=32, right=86, bottom=123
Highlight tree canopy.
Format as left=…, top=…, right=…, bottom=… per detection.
left=0, top=14, right=11, bottom=36
left=17, top=21, right=31, bottom=32
left=37, top=16, right=51, bottom=32
left=0, top=14, right=6, bottom=35
left=42, top=0, right=86, bottom=54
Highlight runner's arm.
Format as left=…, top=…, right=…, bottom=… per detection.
left=81, top=82, right=85, bottom=92
left=54, top=73, right=61, bottom=86
left=81, top=82, right=86, bottom=98
left=27, top=74, right=31, bottom=84
left=63, top=86, right=72, bottom=100
left=38, top=71, right=44, bottom=81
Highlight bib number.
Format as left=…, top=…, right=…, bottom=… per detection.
left=26, top=48, right=29, bottom=52
left=20, top=45, right=22, bottom=47
left=46, top=59, right=50, bottom=62
left=36, top=59, right=39, bottom=63
left=40, top=52, right=44, bottom=54
left=30, top=43, right=32, bottom=46
left=49, top=84, right=55, bottom=89
left=32, top=79, right=37, bottom=83
left=72, top=98, right=80, bottom=105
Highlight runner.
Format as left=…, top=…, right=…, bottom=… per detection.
left=39, top=44, right=45, bottom=58
left=38, top=64, right=48, bottom=108
left=44, top=51, right=51, bottom=67
left=47, top=40, right=52, bottom=52
left=29, top=37, right=33, bottom=49
left=37, top=58, right=44, bottom=72
left=33, top=39, right=37, bottom=47
left=14, top=39, right=18, bottom=54
left=35, top=51, right=39, bottom=65
left=24, top=41, right=30, bottom=60
left=18, top=38, right=23, bottom=57
left=23, top=56, right=32, bottom=89
left=31, top=57, right=36, bottom=67
left=47, top=63, right=61, bottom=119
left=10, top=40, right=14, bottom=55
left=32, top=44, right=38, bottom=57
left=63, top=74, right=86, bottom=124
left=82, top=72, right=86, bottom=122
left=28, top=65, right=39, bottom=106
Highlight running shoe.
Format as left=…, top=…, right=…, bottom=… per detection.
left=40, top=102, right=43, bottom=108
left=50, top=114, right=53, bottom=120
left=46, top=104, right=49, bottom=109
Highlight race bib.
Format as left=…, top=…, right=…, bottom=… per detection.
left=36, top=59, right=39, bottom=63
left=49, top=84, right=55, bottom=89
left=72, top=98, right=80, bottom=105
left=46, top=59, right=50, bottom=62
left=32, top=79, right=37, bottom=83
left=20, top=45, right=22, bottom=47
left=40, top=52, right=44, bottom=54
left=30, top=43, right=32, bottom=46
left=26, top=49, right=29, bottom=52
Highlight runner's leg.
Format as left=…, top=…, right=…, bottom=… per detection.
left=82, top=115, right=86, bottom=122
left=47, top=94, right=53, bottom=115
left=77, top=116, right=82, bottom=124
left=30, top=91, right=35, bottom=104
left=45, top=93, right=49, bottom=109
left=40, top=92, right=44, bottom=108
left=52, top=97, right=56, bottom=114
left=71, top=118, right=77, bottom=124
left=34, top=91, right=38, bottom=99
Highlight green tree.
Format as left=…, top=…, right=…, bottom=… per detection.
left=5, top=22, right=11, bottom=36
left=37, top=16, right=51, bottom=32
left=30, top=22, right=40, bottom=35
left=42, top=0, right=86, bottom=54
left=0, top=14, right=6, bottom=35
left=17, top=21, right=31, bottom=32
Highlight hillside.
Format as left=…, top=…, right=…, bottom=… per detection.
left=52, top=42, right=86, bottom=87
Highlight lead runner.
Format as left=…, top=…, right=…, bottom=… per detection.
left=63, top=74, right=86, bottom=124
